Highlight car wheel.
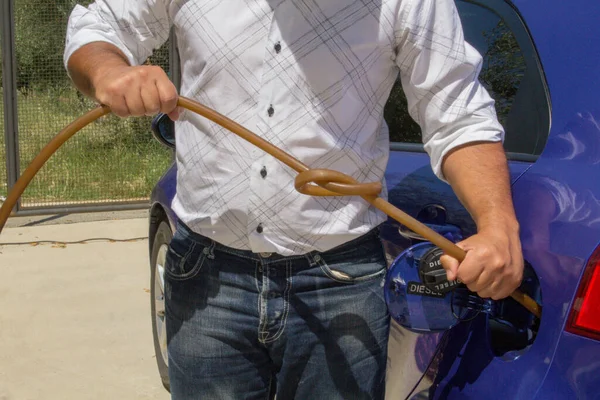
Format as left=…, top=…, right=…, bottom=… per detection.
left=150, top=220, right=172, bottom=392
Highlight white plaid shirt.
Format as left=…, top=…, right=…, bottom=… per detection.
left=64, top=0, right=504, bottom=255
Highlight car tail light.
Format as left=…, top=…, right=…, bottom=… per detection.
left=566, top=247, right=600, bottom=341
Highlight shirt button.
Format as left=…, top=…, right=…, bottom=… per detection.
left=260, top=166, right=267, bottom=178
left=267, top=105, right=274, bottom=117
left=274, top=41, right=281, bottom=53
left=256, top=223, right=264, bottom=234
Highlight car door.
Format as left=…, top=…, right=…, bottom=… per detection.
left=381, top=0, right=551, bottom=398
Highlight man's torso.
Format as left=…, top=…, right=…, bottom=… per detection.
left=169, top=0, right=402, bottom=255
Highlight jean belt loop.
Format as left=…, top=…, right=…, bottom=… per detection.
left=207, top=240, right=216, bottom=260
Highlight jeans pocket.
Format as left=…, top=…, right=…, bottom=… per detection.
left=164, top=230, right=208, bottom=281
left=316, top=243, right=387, bottom=284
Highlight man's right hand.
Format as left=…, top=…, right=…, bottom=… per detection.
left=67, top=42, right=180, bottom=120
left=92, top=65, right=180, bottom=120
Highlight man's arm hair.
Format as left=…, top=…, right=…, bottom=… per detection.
left=441, top=141, right=519, bottom=232
left=67, top=42, right=131, bottom=101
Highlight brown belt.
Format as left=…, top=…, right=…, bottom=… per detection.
left=0, top=96, right=541, bottom=319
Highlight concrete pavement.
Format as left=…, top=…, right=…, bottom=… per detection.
left=0, top=215, right=170, bottom=400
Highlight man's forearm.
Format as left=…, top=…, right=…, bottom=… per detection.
left=67, top=42, right=131, bottom=100
left=441, top=141, right=519, bottom=232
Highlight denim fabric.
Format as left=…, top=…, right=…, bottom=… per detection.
left=164, top=222, right=390, bottom=400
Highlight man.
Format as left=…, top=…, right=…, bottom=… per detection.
left=64, top=0, right=523, bottom=398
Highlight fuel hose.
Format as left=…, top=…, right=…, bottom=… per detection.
left=0, top=96, right=542, bottom=319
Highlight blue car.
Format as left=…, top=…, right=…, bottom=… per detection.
left=147, top=0, right=600, bottom=398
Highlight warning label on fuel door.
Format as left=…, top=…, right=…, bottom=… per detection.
left=407, top=282, right=446, bottom=298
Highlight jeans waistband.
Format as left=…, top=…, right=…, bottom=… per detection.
left=176, top=222, right=382, bottom=264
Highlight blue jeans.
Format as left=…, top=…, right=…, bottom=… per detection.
left=164, top=222, right=390, bottom=399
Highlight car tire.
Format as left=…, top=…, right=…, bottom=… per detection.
left=150, top=220, right=172, bottom=392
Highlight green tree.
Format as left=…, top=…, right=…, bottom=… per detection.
left=480, top=20, right=525, bottom=127
left=13, top=0, right=170, bottom=91
left=384, top=78, right=422, bottom=144
left=383, top=19, right=525, bottom=144
left=14, top=0, right=82, bottom=91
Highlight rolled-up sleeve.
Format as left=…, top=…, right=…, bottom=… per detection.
left=394, top=0, right=505, bottom=181
left=64, top=0, right=172, bottom=70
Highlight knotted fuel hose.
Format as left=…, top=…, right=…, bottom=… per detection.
left=0, top=96, right=542, bottom=319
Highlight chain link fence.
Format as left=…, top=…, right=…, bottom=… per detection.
left=0, top=35, right=7, bottom=202
left=2, top=0, right=174, bottom=211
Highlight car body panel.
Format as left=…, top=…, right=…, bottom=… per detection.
left=384, top=0, right=600, bottom=396
left=150, top=164, right=178, bottom=232
left=534, top=332, right=600, bottom=399
left=397, top=104, right=600, bottom=398
left=382, top=148, right=548, bottom=400
left=512, top=0, right=600, bottom=397
left=366, top=0, right=600, bottom=397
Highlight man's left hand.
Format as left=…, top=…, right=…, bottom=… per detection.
left=440, top=223, right=524, bottom=300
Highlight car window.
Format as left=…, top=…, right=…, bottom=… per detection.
left=385, top=0, right=550, bottom=157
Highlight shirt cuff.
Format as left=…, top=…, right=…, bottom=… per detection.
left=424, top=117, right=505, bottom=183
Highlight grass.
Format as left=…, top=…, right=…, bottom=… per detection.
left=0, top=86, right=173, bottom=207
